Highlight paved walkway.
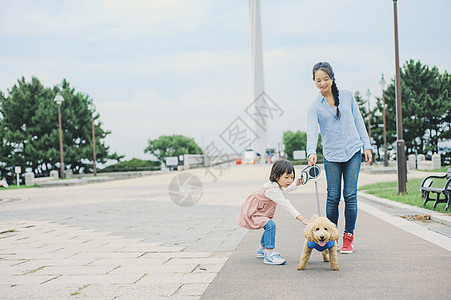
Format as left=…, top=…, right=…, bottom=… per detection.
left=0, top=164, right=450, bottom=299
left=201, top=193, right=450, bottom=299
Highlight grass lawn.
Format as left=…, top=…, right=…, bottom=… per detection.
left=0, top=184, right=40, bottom=190
left=359, top=177, right=449, bottom=213
left=418, top=166, right=450, bottom=173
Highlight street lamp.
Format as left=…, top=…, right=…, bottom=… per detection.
left=379, top=74, right=388, bottom=167
left=88, top=103, right=97, bottom=176
left=393, top=0, right=407, bottom=194
left=366, top=89, right=372, bottom=143
left=54, top=92, right=65, bottom=179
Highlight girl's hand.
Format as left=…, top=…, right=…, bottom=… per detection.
left=295, top=177, right=304, bottom=186
left=301, top=218, right=312, bottom=225
left=308, top=154, right=317, bottom=167
left=364, top=149, right=373, bottom=165
left=296, top=215, right=312, bottom=225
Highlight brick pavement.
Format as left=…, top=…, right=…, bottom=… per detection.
left=0, top=166, right=256, bottom=299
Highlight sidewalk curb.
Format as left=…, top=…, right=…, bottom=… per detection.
left=36, top=171, right=168, bottom=188
left=357, top=191, right=451, bottom=227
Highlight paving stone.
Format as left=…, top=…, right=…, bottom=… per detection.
left=0, top=274, right=60, bottom=285
left=51, top=273, right=145, bottom=285
left=140, top=252, right=212, bottom=259
left=37, top=265, right=115, bottom=275
left=192, top=264, right=224, bottom=273
left=26, top=258, right=99, bottom=267
left=108, top=263, right=198, bottom=274
left=175, top=283, right=210, bottom=296
left=0, top=283, right=82, bottom=299
left=2, top=261, right=49, bottom=275
left=164, top=257, right=228, bottom=266
left=116, top=245, right=186, bottom=252
left=7, top=250, right=81, bottom=260
left=180, top=273, right=218, bottom=284
left=81, top=282, right=182, bottom=298
left=71, top=251, right=144, bottom=259
left=88, top=257, right=168, bottom=266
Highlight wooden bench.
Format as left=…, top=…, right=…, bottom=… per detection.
left=420, top=168, right=451, bottom=210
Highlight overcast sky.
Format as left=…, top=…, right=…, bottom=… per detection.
left=1, top=0, right=450, bottom=161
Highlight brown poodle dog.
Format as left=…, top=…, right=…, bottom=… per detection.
left=296, top=216, right=339, bottom=271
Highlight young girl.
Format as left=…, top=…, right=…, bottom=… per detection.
left=237, top=159, right=311, bottom=265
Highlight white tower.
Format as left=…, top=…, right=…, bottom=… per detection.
left=249, top=0, right=268, bottom=161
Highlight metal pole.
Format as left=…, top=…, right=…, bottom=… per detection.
left=368, top=96, right=371, bottom=142
left=393, top=0, right=406, bottom=194
left=57, top=103, right=65, bottom=179
left=382, top=84, right=388, bottom=167
left=91, top=116, right=97, bottom=176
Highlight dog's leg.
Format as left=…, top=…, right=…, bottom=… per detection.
left=322, top=250, right=329, bottom=262
left=329, top=245, right=339, bottom=271
left=296, top=242, right=312, bottom=270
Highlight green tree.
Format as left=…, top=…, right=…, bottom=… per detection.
left=0, top=77, right=56, bottom=177
left=0, top=76, right=121, bottom=178
left=440, top=71, right=451, bottom=142
left=370, top=96, right=388, bottom=161
left=0, top=91, right=14, bottom=180
left=381, top=60, right=450, bottom=155
left=355, top=91, right=387, bottom=161
left=144, top=135, right=202, bottom=166
left=56, top=79, right=122, bottom=174
left=282, top=130, right=324, bottom=160
left=283, top=130, right=306, bottom=160
left=101, top=158, right=160, bottom=172
left=354, top=91, right=368, bottom=120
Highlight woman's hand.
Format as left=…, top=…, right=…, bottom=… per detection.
left=364, top=149, right=373, bottom=165
left=308, top=154, right=317, bottom=167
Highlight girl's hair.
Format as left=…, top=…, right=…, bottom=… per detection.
left=312, top=62, right=341, bottom=120
left=269, top=158, right=295, bottom=182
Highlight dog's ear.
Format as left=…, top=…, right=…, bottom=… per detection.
left=304, top=223, right=315, bottom=242
left=329, top=222, right=339, bottom=241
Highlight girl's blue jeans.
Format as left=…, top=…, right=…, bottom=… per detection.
left=324, top=150, right=361, bottom=235
left=260, top=219, right=276, bottom=249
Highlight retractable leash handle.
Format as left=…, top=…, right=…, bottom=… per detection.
left=299, top=165, right=321, bottom=185
left=299, top=165, right=322, bottom=216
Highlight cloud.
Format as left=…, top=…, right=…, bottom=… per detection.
left=1, top=0, right=450, bottom=161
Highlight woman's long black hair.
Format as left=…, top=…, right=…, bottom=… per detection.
left=312, top=62, right=341, bottom=120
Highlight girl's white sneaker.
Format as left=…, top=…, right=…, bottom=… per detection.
left=263, top=251, right=286, bottom=265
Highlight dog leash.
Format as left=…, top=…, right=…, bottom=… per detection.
left=314, top=178, right=321, bottom=216
left=300, top=165, right=322, bottom=216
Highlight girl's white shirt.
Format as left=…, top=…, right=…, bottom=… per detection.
left=263, top=181, right=300, bottom=218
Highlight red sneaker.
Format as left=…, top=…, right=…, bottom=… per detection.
left=335, top=238, right=339, bottom=251
left=340, top=233, right=354, bottom=254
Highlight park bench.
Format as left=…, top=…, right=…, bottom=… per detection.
left=420, top=168, right=451, bottom=210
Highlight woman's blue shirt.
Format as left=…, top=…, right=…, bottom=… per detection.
left=306, top=90, right=371, bottom=162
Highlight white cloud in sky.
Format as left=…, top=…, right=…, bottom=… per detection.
left=1, top=0, right=450, bottom=161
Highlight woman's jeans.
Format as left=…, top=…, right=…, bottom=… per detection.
left=324, top=150, right=361, bottom=235
left=260, top=220, right=276, bottom=249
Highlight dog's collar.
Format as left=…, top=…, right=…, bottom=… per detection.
left=307, top=240, right=335, bottom=252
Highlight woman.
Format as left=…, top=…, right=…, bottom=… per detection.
left=306, top=62, right=372, bottom=254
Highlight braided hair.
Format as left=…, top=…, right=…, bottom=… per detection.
left=312, top=62, right=341, bottom=120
